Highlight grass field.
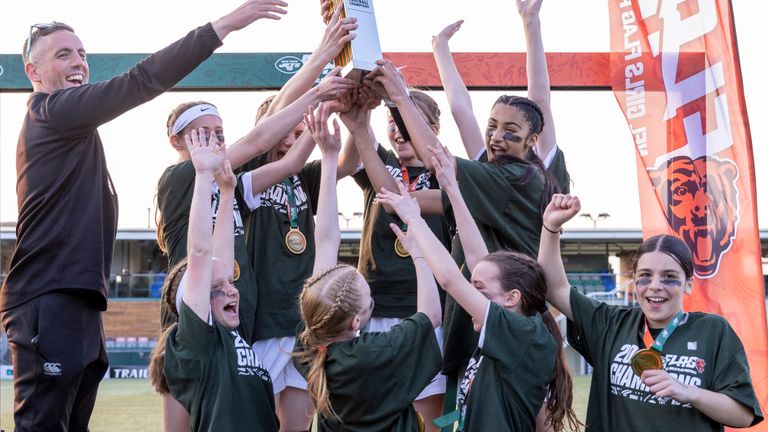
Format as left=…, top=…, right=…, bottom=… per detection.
left=1, top=376, right=592, bottom=431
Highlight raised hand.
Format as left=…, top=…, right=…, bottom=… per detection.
left=432, top=20, right=464, bottom=50
left=316, top=2, right=358, bottom=62
left=213, top=0, right=289, bottom=39
left=389, top=223, right=425, bottom=259
left=515, top=0, right=543, bottom=19
left=186, top=128, right=226, bottom=174
left=326, top=86, right=355, bottom=115
left=315, top=66, right=358, bottom=102
left=428, top=144, right=458, bottom=191
left=377, top=183, right=421, bottom=226
left=214, top=160, right=237, bottom=194
left=339, top=87, right=380, bottom=132
left=542, top=194, right=580, bottom=232
left=368, top=59, right=409, bottom=103
left=320, top=0, right=332, bottom=24
left=305, top=103, right=342, bottom=155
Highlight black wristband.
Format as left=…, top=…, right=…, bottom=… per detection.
left=387, top=105, right=412, bottom=142
left=543, top=223, right=563, bottom=235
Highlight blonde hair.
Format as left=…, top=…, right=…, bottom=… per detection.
left=297, top=264, right=366, bottom=419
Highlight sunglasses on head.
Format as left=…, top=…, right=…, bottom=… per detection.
left=26, top=22, right=67, bottom=61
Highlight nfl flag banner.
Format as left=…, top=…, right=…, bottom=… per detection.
left=608, top=0, right=767, bottom=428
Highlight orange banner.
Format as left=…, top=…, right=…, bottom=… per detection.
left=609, top=0, right=766, bottom=429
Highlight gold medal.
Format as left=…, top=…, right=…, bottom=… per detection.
left=232, top=260, right=240, bottom=281
left=394, top=237, right=409, bottom=258
left=630, top=348, right=662, bottom=376
left=285, top=228, right=307, bottom=255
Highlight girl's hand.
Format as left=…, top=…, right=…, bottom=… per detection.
left=429, top=144, right=458, bottom=191
left=214, top=160, right=237, bottom=193
left=315, top=67, right=358, bottom=102
left=305, top=102, right=342, bottom=155
left=187, top=128, right=226, bottom=175
left=516, top=0, right=543, bottom=20
left=368, top=59, right=409, bottom=103
left=542, top=194, right=580, bottom=231
left=316, top=2, right=358, bottom=61
left=389, top=223, right=424, bottom=259
left=642, top=369, right=695, bottom=404
left=432, top=20, right=464, bottom=50
left=377, top=183, right=421, bottom=226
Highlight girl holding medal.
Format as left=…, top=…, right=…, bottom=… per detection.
left=539, top=193, right=763, bottom=431
left=376, top=144, right=578, bottom=432
left=295, top=102, right=443, bottom=432
left=339, top=87, right=452, bottom=431
left=152, top=128, right=278, bottom=432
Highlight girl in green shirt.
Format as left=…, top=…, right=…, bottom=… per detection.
left=295, top=103, right=444, bottom=432
left=377, top=144, right=579, bottom=432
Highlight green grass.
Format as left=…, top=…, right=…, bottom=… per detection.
left=1, top=376, right=593, bottom=431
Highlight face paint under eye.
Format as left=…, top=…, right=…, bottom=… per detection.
left=661, top=278, right=682, bottom=287
left=502, top=132, right=524, bottom=143
left=215, top=132, right=225, bottom=143
left=636, top=277, right=652, bottom=287
left=485, top=128, right=494, bottom=138
left=388, top=123, right=397, bottom=133
left=210, top=290, right=226, bottom=299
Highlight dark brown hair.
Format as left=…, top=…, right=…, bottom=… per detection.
left=23, top=22, right=75, bottom=63
left=480, top=251, right=580, bottom=432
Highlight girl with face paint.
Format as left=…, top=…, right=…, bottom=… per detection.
left=431, top=0, right=570, bottom=194
left=150, top=129, right=279, bottom=432
left=539, top=194, right=763, bottom=431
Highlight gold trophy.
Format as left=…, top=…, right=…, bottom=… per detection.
left=327, top=0, right=383, bottom=82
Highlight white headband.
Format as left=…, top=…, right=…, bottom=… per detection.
left=171, top=104, right=221, bottom=136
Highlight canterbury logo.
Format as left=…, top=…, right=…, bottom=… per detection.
left=649, top=155, right=740, bottom=279
left=43, top=362, right=62, bottom=376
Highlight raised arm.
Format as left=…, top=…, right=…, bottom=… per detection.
left=430, top=144, right=487, bottom=271
left=378, top=185, right=488, bottom=330
left=211, top=0, right=288, bottom=41
left=538, top=193, right=580, bottom=320
left=432, top=20, right=485, bottom=158
left=516, top=0, right=557, bottom=159
left=183, top=129, right=226, bottom=321
left=227, top=67, right=356, bottom=169
left=212, top=160, right=236, bottom=272
left=389, top=219, right=441, bottom=328
left=245, top=129, right=316, bottom=197
left=305, top=103, right=342, bottom=275
left=265, top=5, right=357, bottom=117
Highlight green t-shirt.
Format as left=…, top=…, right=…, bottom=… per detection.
left=440, top=157, right=547, bottom=373
left=245, top=159, right=322, bottom=340
left=567, top=288, right=764, bottom=431
left=299, top=313, right=442, bottom=432
left=156, top=160, right=258, bottom=343
left=353, top=145, right=452, bottom=318
left=458, top=303, right=555, bottom=432
left=164, top=302, right=278, bottom=432
left=476, top=146, right=570, bottom=194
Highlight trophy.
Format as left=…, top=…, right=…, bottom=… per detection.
left=327, top=0, right=383, bottom=81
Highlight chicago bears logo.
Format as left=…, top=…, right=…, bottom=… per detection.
left=695, top=358, right=706, bottom=374
left=648, top=156, right=740, bottom=279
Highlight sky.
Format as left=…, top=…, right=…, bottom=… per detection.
left=0, top=0, right=766, bottom=232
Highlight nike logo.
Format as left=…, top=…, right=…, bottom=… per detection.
left=201, top=107, right=211, bottom=111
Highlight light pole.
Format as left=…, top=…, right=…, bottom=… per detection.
left=338, top=211, right=363, bottom=229
left=580, top=212, right=611, bottom=229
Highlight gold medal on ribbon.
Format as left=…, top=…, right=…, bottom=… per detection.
left=630, top=348, right=662, bottom=376
left=232, top=260, right=241, bottom=281
left=394, top=237, right=409, bottom=258
left=285, top=228, right=307, bottom=255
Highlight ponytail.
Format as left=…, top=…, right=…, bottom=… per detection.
left=149, top=323, right=176, bottom=395
left=541, top=310, right=581, bottom=432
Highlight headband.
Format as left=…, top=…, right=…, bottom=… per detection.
left=171, top=104, right=221, bottom=136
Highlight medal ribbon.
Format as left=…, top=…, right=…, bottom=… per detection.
left=282, top=178, right=299, bottom=230
left=399, top=164, right=417, bottom=232
left=642, top=310, right=685, bottom=353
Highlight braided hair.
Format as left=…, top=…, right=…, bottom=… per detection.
left=480, top=251, right=580, bottom=432
left=297, top=264, right=367, bottom=419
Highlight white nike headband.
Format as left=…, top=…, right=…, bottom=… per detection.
left=171, top=104, right=221, bottom=136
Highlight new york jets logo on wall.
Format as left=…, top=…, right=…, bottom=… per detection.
left=274, top=56, right=304, bottom=74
